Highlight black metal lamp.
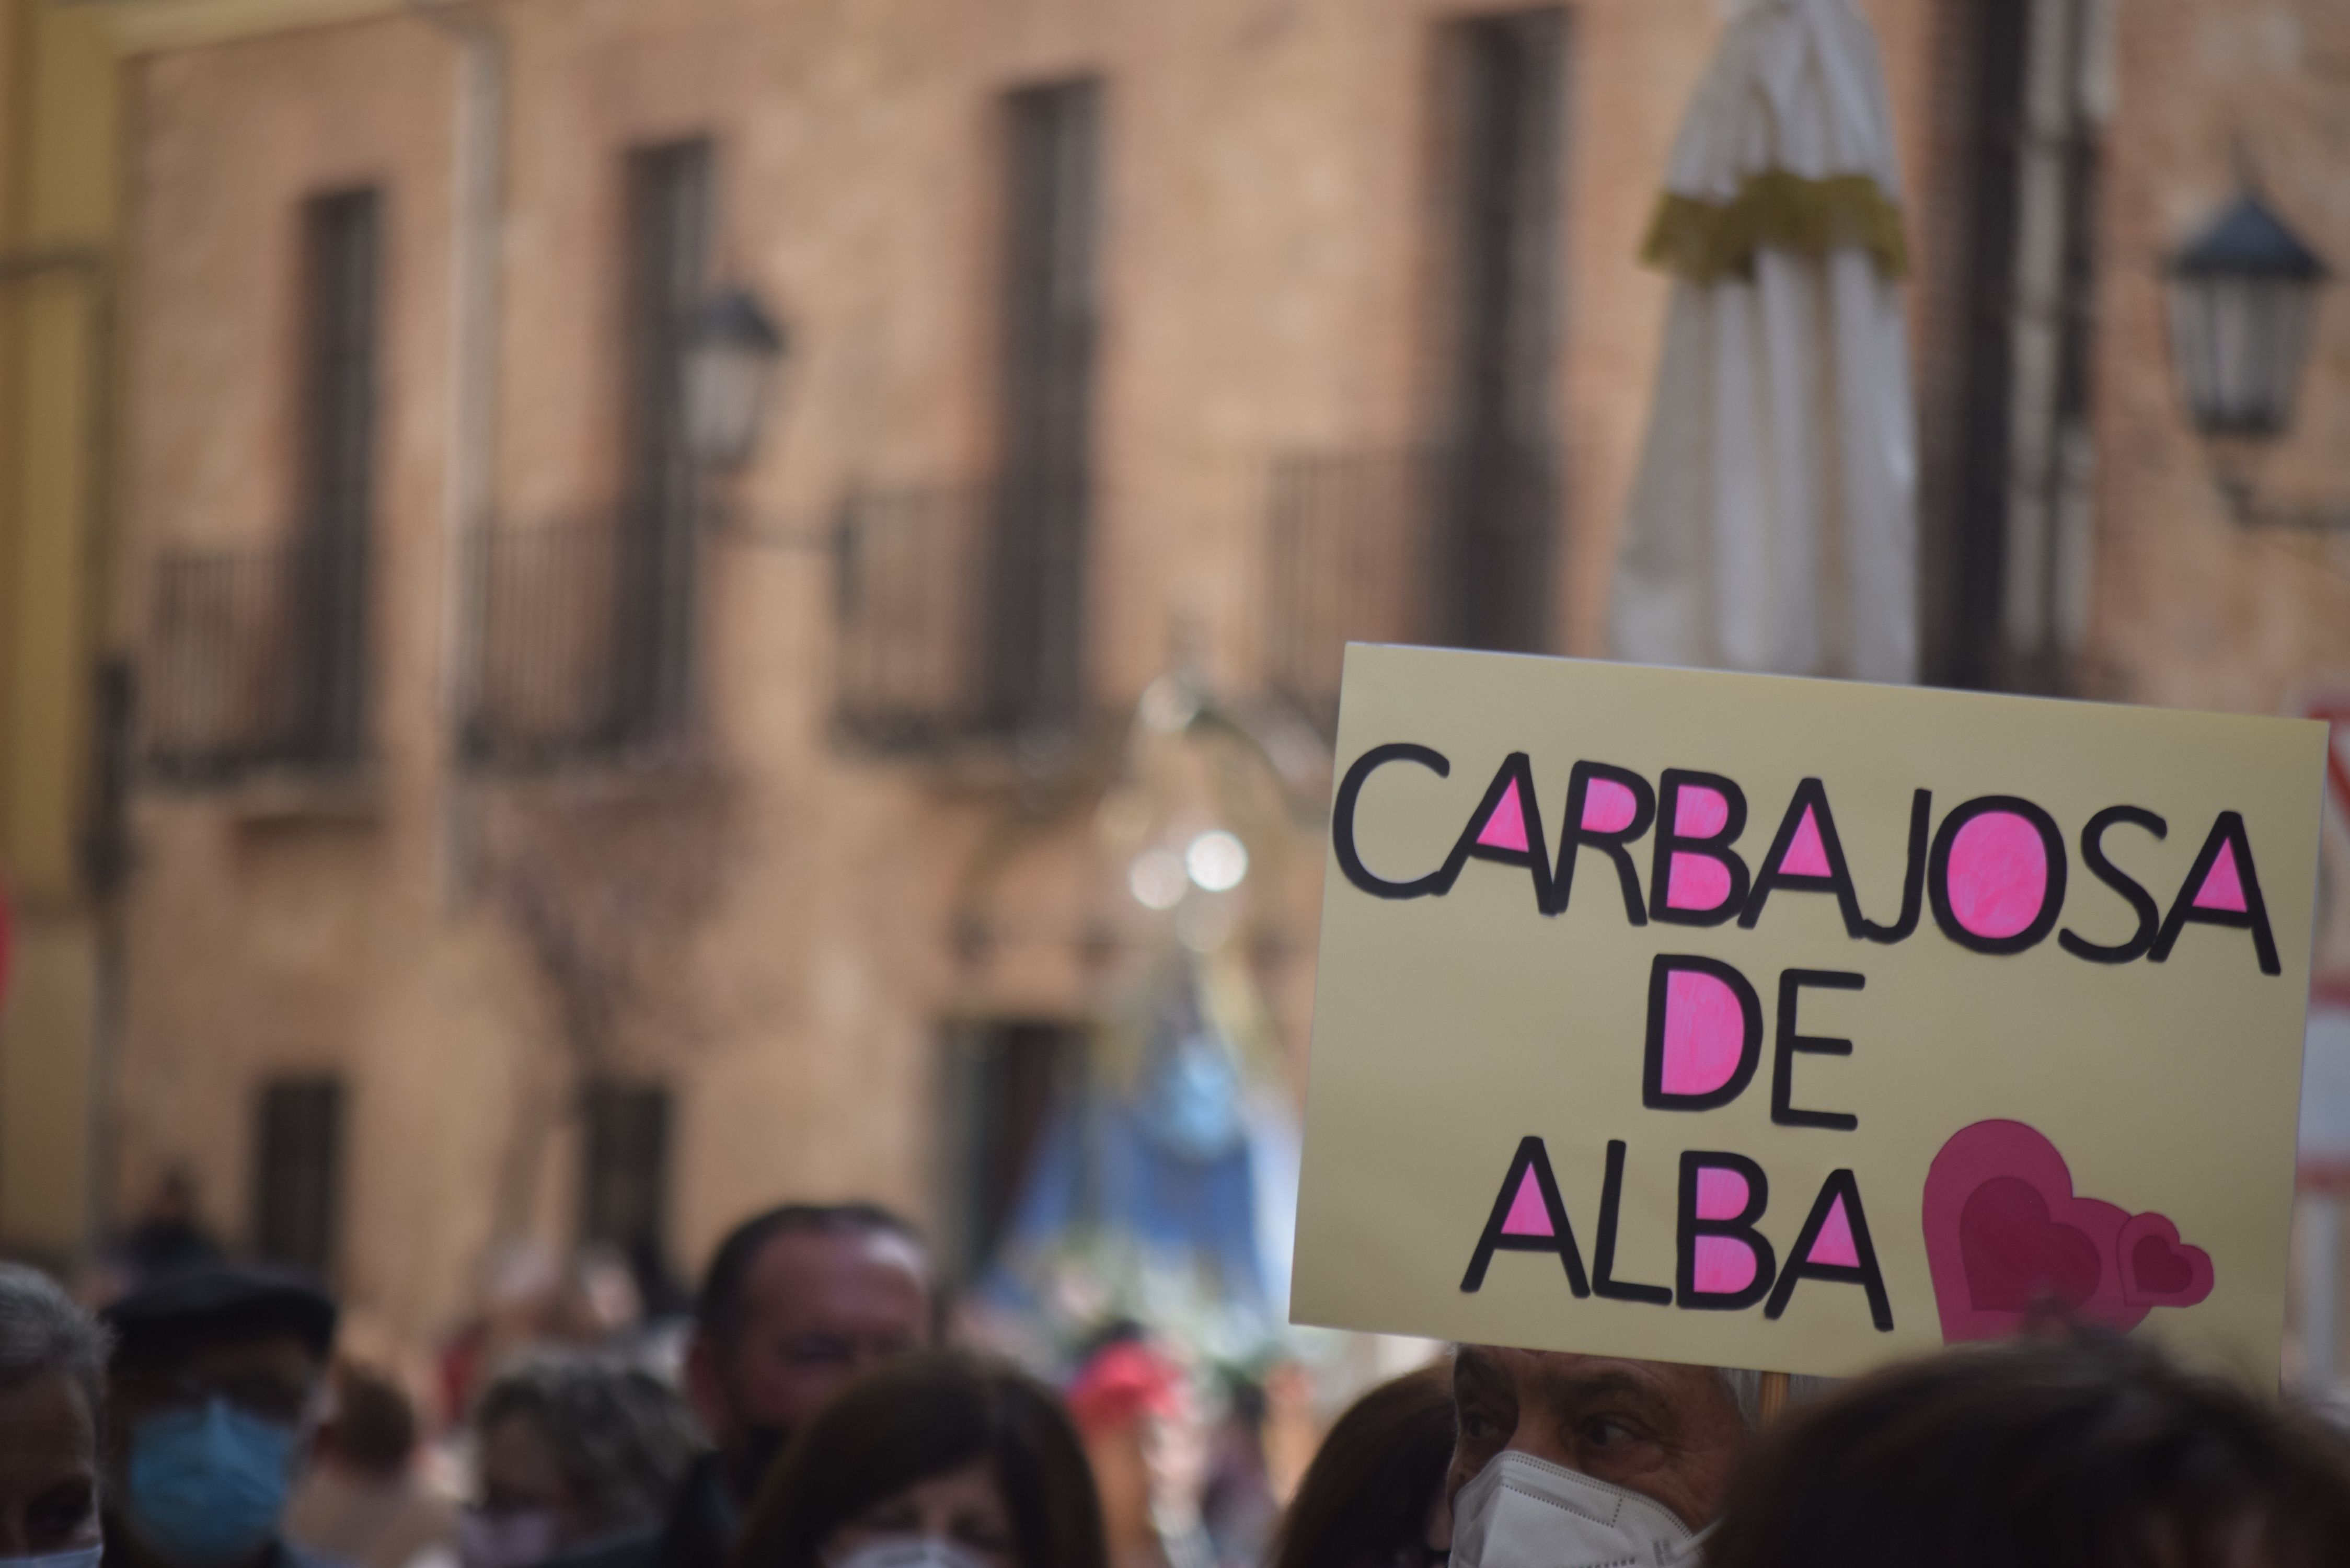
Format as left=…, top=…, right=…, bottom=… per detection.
left=683, top=285, right=788, bottom=474
left=2165, top=190, right=2344, bottom=530
left=2167, top=192, right=2327, bottom=438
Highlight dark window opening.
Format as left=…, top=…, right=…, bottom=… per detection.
left=1943, top=0, right=2030, bottom=689
left=142, top=188, right=381, bottom=781
left=579, top=1079, right=674, bottom=1279
left=986, top=82, right=1101, bottom=739
left=1923, top=0, right=2100, bottom=692
left=301, top=192, right=378, bottom=771
left=1434, top=8, right=1565, bottom=654
left=613, top=141, right=713, bottom=747
left=938, top=1022, right=1079, bottom=1285
left=254, top=1077, right=343, bottom=1282
left=1256, top=10, right=1568, bottom=737
left=2031, top=8, right=2101, bottom=691
left=295, top=188, right=379, bottom=765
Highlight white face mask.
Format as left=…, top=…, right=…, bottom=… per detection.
left=825, top=1538, right=995, bottom=1568
left=1449, top=1451, right=1707, bottom=1568
left=459, top=1507, right=559, bottom=1568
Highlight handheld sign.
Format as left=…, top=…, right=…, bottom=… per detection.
left=1290, top=645, right=2326, bottom=1379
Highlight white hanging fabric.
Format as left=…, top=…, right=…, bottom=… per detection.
left=1610, top=0, right=1919, bottom=683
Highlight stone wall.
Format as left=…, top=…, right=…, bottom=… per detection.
left=110, top=0, right=2350, bottom=1354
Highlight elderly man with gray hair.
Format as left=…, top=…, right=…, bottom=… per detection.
left=0, top=1262, right=112, bottom=1568
left=1446, top=1346, right=1831, bottom=1567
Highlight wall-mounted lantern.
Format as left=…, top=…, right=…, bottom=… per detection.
left=683, top=285, right=789, bottom=475
left=2168, top=192, right=2327, bottom=437
left=2165, top=190, right=2344, bottom=530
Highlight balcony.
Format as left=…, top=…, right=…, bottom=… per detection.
left=463, top=517, right=697, bottom=768
left=834, top=476, right=1090, bottom=754
left=1264, top=441, right=1560, bottom=736
left=143, top=538, right=368, bottom=783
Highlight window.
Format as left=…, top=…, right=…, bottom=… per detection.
left=985, top=82, right=1101, bottom=738
left=580, top=1079, right=673, bottom=1271
left=612, top=141, right=713, bottom=746
left=938, top=1022, right=1079, bottom=1284
left=1432, top=9, right=1566, bottom=655
left=1927, top=0, right=2101, bottom=690
left=295, top=189, right=380, bottom=765
left=1940, top=0, right=2029, bottom=688
left=254, top=1077, right=343, bottom=1281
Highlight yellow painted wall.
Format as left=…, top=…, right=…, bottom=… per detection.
left=0, top=0, right=120, bottom=1258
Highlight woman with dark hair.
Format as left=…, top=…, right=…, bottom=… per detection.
left=1266, top=1362, right=1453, bottom=1568
left=1704, top=1328, right=2350, bottom=1568
left=732, top=1351, right=1107, bottom=1568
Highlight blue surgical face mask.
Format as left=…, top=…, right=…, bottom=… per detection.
left=124, top=1398, right=296, bottom=1566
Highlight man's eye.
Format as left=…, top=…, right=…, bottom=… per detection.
left=1459, top=1409, right=1498, bottom=1442
left=29, top=1483, right=94, bottom=1541
left=1579, top=1416, right=1640, bottom=1448
left=220, top=1375, right=308, bottom=1424
left=853, top=1501, right=920, bottom=1533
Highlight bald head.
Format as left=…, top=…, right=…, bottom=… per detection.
left=1449, top=1346, right=1749, bottom=1530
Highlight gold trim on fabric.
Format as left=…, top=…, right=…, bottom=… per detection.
left=1640, top=171, right=1909, bottom=283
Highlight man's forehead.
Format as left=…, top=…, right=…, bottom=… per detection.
left=1460, top=1345, right=1715, bottom=1401
left=744, top=1226, right=929, bottom=1299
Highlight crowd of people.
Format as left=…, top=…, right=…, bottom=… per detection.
left=3, top=1194, right=2347, bottom=1568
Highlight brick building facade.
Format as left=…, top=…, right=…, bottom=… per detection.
left=84, top=0, right=2350, bottom=1373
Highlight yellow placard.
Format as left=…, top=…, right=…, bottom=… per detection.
left=1290, top=645, right=2326, bottom=1380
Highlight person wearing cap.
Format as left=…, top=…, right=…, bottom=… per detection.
left=99, top=1265, right=339, bottom=1568
left=0, top=1262, right=112, bottom=1568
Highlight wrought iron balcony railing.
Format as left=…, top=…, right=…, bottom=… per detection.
left=1265, top=441, right=1560, bottom=737
left=463, top=517, right=697, bottom=767
left=143, top=538, right=369, bottom=782
left=834, top=476, right=1091, bottom=753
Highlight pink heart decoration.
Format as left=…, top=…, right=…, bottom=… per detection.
left=1957, top=1177, right=2103, bottom=1313
left=1922, top=1120, right=2213, bottom=1344
left=2117, top=1211, right=2215, bottom=1309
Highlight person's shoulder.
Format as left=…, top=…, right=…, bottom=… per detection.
left=535, top=1527, right=665, bottom=1568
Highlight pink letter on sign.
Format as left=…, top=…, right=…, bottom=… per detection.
left=1581, top=778, right=1639, bottom=834
left=1665, top=786, right=1735, bottom=909
left=1661, top=969, right=1748, bottom=1098
left=1477, top=778, right=1531, bottom=853
left=1945, top=811, right=2049, bottom=939
left=1692, top=1237, right=1759, bottom=1295
left=1779, top=806, right=1833, bottom=878
left=1675, top=785, right=1730, bottom=838
left=1500, top=1168, right=1553, bottom=1237
left=1807, top=1194, right=1861, bottom=1267
left=1667, top=855, right=1733, bottom=911
left=2192, top=839, right=2248, bottom=913
left=1695, top=1164, right=1750, bottom=1220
